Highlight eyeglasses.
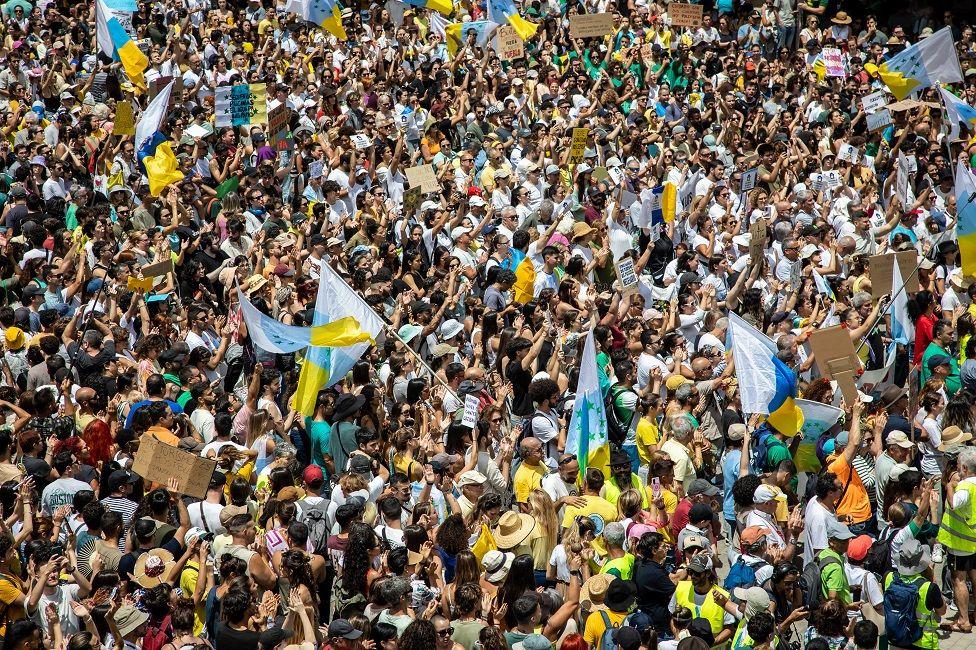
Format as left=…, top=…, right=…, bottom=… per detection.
left=558, top=454, right=577, bottom=466
left=490, top=418, right=502, bottom=424
left=437, top=628, right=455, bottom=637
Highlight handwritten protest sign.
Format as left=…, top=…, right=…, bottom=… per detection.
left=866, top=108, right=892, bottom=132
left=114, top=101, right=135, bottom=136
left=405, top=164, right=440, bottom=193
left=266, top=100, right=290, bottom=148
left=869, top=252, right=919, bottom=300
left=132, top=435, right=217, bottom=499
left=861, top=91, right=886, bottom=114
left=668, top=3, right=703, bottom=27
left=822, top=47, right=846, bottom=77
left=215, top=83, right=268, bottom=127
left=569, top=128, right=589, bottom=165
left=569, top=13, right=614, bottom=38
left=495, top=25, right=524, bottom=60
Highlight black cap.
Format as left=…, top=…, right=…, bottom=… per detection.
left=613, top=627, right=642, bottom=650
left=328, top=620, right=363, bottom=640
left=108, top=470, right=138, bottom=491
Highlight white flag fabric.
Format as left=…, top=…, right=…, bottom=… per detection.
left=134, top=81, right=174, bottom=152
left=316, top=262, right=386, bottom=387
left=939, top=86, right=976, bottom=142
left=889, top=256, right=914, bottom=345
left=728, top=310, right=778, bottom=415
left=565, top=331, right=609, bottom=474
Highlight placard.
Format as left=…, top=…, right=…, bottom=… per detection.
left=350, top=133, right=372, bottom=150
left=615, top=257, right=638, bottom=291
left=402, top=185, right=422, bottom=216
left=460, top=394, right=480, bottom=429
left=114, top=101, right=135, bottom=136
left=740, top=168, right=758, bottom=192
left=868, top=251, right=919, bottom=299
left=142, top=259, right=174, bottom=278
left=749, top=217, right=767, bottom=260
left=127, top=276, right=154, bottom=292
left=822, top=47, right=846, bottom=77
left=837, top=143, right=858, bottom=164
left=809, top=170, right=841, bottom=191
left=640, top=44, right=653, bottom=61
left=808, top=326, right=860, bottom=405
left=860, top=91, right=886, bottom=115
left=569, top=13, right=614, bottom=38
left=866, top=108, right=892, bottom=132
left=896, top=152, right=913, bottom=206
left=149, top=76, right=182, bottom=107
left=569, top=128, right=589, bottom=165
left=495, top=25, right=524, bottom=61
left=668, top=3, right=703, bottom=27
left=405, top=164, right=439, bottom=193
left=266, top=100, right=290, bottom=148
left=131, top=434, right=217, bottom=499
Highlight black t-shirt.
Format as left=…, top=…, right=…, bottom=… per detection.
left=214, top=623, right=290, bottom=650
left=634, top=558, right=676, bottom=635
left=507, top=362, right=533, bottom=416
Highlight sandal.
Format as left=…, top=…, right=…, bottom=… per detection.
left=943, top=620, right=972, bottom=633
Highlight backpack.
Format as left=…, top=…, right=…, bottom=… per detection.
left=605, top=384, right=637, bottom=447
left=749, top=426, right=780, bottom=475
left=801, top=555, right=842, bottom=611
left=599, top=609, right=620, bottom=650
left=863, top=526, right=897, bottom=578
left=297, top=498, right=330, bottom=555
left=141, top=614, right=173, bottom=650
left=883, top=575, right=924, bottom=647
left=724, top=556, right=768, bottom=591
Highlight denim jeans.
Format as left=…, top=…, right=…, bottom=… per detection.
left=777, top=25, right=797, bottom=51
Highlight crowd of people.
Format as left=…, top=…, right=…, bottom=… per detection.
left=0, top=0, right=975, bottom=649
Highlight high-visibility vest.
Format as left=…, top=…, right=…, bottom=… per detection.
left=938, top=480, right=976, bottom=554
left=674, top=580, right=729, bottom=637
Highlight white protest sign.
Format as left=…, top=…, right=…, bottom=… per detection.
left=461, top=395, right=480, bottom=429
left=867, top=109, right=892, bottom=131
left=861, top=91, right=886, bottom=114
left=838, top=143, right=858, bottom=164
left=351, top=133, right=372, bottom=150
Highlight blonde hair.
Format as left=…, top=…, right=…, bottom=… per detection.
left=245, top=409, right=271, bottom=448
left=527, top=490, right=559, bottom=555
left=618, top=489, right=643, bottom=520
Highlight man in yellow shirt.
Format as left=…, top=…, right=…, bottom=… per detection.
left=514, top=437, right=548, bottom=505
left=583, top=578, right=636, bottom=649
left=562, top=468, right=618, bottom=530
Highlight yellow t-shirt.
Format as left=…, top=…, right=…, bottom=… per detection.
left=179, top=562, right=206, bottom=635
left=636, top=418, right=660, bottom=465
left=561, top=495, right=618, bottom=530
left=0, top=571, right=25, bottom=635
left=513, top=462, right=547, bottom=504
left=584, top=609, right=627, bottom=649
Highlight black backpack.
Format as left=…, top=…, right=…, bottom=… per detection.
left=605, top=384, right=637, bottom=447
left=801, top=555, right=842, bottom=612
left=863, top=526, right=897, bottom=578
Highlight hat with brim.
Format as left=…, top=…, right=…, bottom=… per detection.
left=831, top=11, right=851, bottom=24
left=133, top=548, right=175, bottom=588
left=482, top=550, right=515, bottom=583
left=939, top=425, right=973, bottom=451
left=493, top=510, right=536, bottom=548
left=580, top=573, right=613, bottom=610
left=732, top=586, right=771, bottom=618
left=572, top=222, right=595, bottom=241
left=333, top=394, right=366, bottom=422
left=114, top=605, right=150, bottom=637
left=895, top=538, right=931, bottom=575
left=398, top=323, right=423, bottom=344
left=605, top=578, right=637, bottom=612
left=878, top=384, right=908, bottom=408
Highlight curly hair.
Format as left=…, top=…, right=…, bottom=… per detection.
left=434, top=513, right=469, bottom=555
left=341, top=521, right=379, bottom=594
left=400, top=619, right=437, bottom=650
left=282, top=549, right=319, bottom=605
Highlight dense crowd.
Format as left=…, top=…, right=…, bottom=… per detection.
left=0, top=0, right=974, bottom=650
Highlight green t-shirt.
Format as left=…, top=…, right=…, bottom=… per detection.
left=306, top=417, right=332, bottom=476
left=818, top=548, right=851, bottom=604
left=766, top=438, right=792, bottom=471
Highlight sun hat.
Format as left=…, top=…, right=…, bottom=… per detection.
left=493, top=510, right=536, bottom=548
left=605, top=578, right=637, bottom=612
left=482, top=550, right=515, bottom=583
left=895, top=538, right=931, bottom=575
left=847, top=535, right=873, bottom=562
left=732, top=586, right=771, bottom=618
left=4, top=327, right=25, bottom=351
left=939, top=425, right=973, bottom=451
left=114, top=605, right=150, bottom=637
left=581, top=573, right=613, bottom=610
left=133, top=548, right=176, bottom=588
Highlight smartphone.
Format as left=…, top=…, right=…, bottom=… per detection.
left=651, top=477, right=661, bottom=499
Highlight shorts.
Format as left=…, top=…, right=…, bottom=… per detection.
left=948, top=552, right=976, bottom=572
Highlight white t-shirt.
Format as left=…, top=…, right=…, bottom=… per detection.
left=189, top=500, right=226, bottom=536
left=802, top=498, right=833, bottom=565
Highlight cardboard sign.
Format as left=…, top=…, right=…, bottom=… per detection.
left=668, top=2, right=703, bottom=27
left=495, top=25, right=524, bottom=61
left=405, top=164, right=439, bottom=193
left=838, top=143, right=858, bottom=164
left=749, top=217, right=767, bottom=260
left=149, top=76, right=182, bottom=108
left=615, top=257, right=638, bottom=291
left=114, top=101, right=135, bottom=136
left=868, top=251, right=919, bottom=299
left=266, top=100, right=290, bottom=149
left=740, top=168, right=758, bottom=192
left=591, top=166, right=610, bottom=183
left=569, top=128, right=589, bottom=165
left=142, top=259, right=174, bottom=278
left=402, top=185, right=422, bottom=216
left=822, top=47, right=846, bottom=77
left=808, top=326, right=861, bottom=405
left=131, top=434, right=217, bottom=499
left=861, top=91, right=886, bottom=115
left=569, top=13, right=614, bottom=38
left=866, top=108, right=892, bottom=132
left=460, top=394, right=480, bottom=429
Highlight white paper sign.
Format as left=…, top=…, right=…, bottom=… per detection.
left=740, top=168, right=758, bottom=192
left=861, top=91, right=886, bottom=115
left=838, top=143, right=858, bottom=164
left=461, top=395, right=480, bottom=429
left=867, top=109, right=892, bottom=131
left=351, top=133, right=372, bottom=150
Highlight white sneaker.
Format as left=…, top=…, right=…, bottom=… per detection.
left=933, top=544, right=946, bottom=564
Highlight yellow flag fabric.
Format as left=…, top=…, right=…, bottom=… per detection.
left=144, top=142, right=184, bottom=197
left=507, top=13, right=537, bottom=41
left=513, top=256, right=536, bottom=304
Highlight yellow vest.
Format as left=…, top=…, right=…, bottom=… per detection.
left=938, top=481, right=976, bottom=554
left=675, top=581, right=729, bottom=637
left=883, top=573, right=939, bottom=650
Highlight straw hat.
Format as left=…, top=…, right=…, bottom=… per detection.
left=580, top=574, right=613, bottom=611
left=939, top=426, right=973, bottom=451
left=831, top=11, right=851, bottom=24
left=133, top=549, right=175, bottom=588
left=492, top=510, right=536, bottom=549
